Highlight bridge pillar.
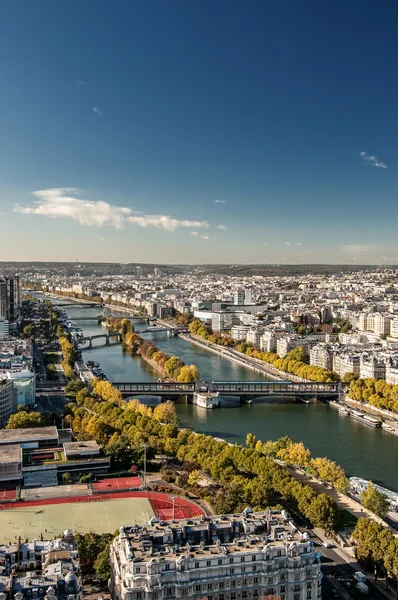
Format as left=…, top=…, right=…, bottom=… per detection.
left=106, top=335, right=109, bottom=345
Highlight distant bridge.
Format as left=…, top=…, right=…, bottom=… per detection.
left=112, top=380, right=340, bottom=399
left=135, top=326, right=179, bottom=334
left=74, top=332, right=122, bottom=349
left=54, top=303, right=103, bottom=309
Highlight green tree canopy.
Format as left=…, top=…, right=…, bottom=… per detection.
left=360, top=482, right=390, bottom=518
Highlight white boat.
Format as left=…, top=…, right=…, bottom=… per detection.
left=338, top=406, right=349, bottom=415
left=362, top=414, right=381, bottom=427
left=349, top=409, right=381, bottom=427
left=193, top=391, right=220, bottom=409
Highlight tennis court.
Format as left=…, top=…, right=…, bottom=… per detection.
left=0, top=489, right=17, bottom=502
left=0, top=496, right=155, bottom=543
left=93, top=476, right=142, bottom=491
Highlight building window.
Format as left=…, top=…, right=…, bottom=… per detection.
left=277, top=550, right=282, bottom=557
left=219, top=582, right=224, bottom=589
left=242, top=567, right=246, bottom=573
left=254, top=577, right=259, bottom=584
left=195, top=561, right=199, bottom=569
left=252, top=555, right=256, bottom=561
left=231, top=580, right=236, bottom=587
left=253, top=565, right=256, bottom=572
left=280, top=586, right=286, bottom=593
left=231, top=594, right=236, bottom=600
left=242, top=592, right=247, bottom=599
left=307, top=582, right=312, bottom=589
left=166, top=589, right=173, bottom=596
left=135, top=567, right=140, bottom=573
left=241, top=556, right=245, bottom=563
left=165, top=564, right=170, bottom=571
left=218, top=558, right=223, bottom=565
left=294, top=595, right=300, bottom=600
left=196, top=586, right=201, bottom=592
left=230, top=568, right=235, bottom=575
left=307, top=593, right=312, bottom=599
left=229, top=557, right=234, bottom=564
left=207, top=584, right=213, bottom=591
left=207, top=560, right=211, bottom=567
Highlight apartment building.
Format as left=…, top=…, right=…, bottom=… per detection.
left=111, top=510, right=322, bottom=600
left=0, top=378, right=16, bottom=426
left=309, top=344, right=333, bottom=371
left=0, top=533, right=83, bottom=600
left=359, top=354, right=387, bottom=380
left=332, top=353, right=360, bottom=378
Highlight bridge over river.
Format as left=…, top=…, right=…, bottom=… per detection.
left=112, top=380, right=341, bottom=400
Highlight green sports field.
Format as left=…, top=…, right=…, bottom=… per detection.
left=0, top=497, right=155, bottom=542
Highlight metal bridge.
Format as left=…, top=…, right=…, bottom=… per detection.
left=53, top=303, right=103, bottom=308
left=135, top=326, right=178, bottom=334
left=112, top=380, right=340, bottom=398
left=74, top=332, right=122, bottom=348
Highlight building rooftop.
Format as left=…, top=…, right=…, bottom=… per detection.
left=63, top=440, right=99, bottom=457
left=0, top=444, right=22, bottom=463
left=117, top=510, right=311, bottom=562
left=0, top=426, right=58, bottom=445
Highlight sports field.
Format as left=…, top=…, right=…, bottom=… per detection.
left=0, top=496, right=155, bottom=542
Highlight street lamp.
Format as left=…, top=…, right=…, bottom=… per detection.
left=142, top=443, right=148, bottom=490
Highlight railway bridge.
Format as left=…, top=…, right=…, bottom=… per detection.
left=111, top=380, right=341, bottom=400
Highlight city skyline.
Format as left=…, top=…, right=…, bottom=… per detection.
left=1, top=0, right=398, bottom=263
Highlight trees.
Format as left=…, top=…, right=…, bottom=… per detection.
left=153, top=401, right=178, bottom=424
left=177, top=365, right=200, bottom=382
left=6, top=410, right=44, bottom=429
left=246, top=433, right=257, bottom=449
left=187, top=470, right=201, bottom=487
left=94, top=547, right=112, bottom=580
left=310, top=457, right=348, bottom=492
left=360, top=482, right=390, bottom=518
left=65, top=380, right=85, bottom=395
left=23, top=324, right=35, bottom=338
left=75, top=532, right=113, bottom=574
left=305, top=493, right=339, bottom=532
left=342, top=372, right=359, bottom=383
left=277, top=441, right=311, bottom=467
left=164, top=356, right=184, bottom=380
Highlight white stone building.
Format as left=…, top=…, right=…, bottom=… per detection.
left=111, top=510, right=322, bottom=600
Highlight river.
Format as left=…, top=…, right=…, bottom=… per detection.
left=38, top=295, right=398, bottom=492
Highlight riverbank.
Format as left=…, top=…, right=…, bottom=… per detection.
left=137, top=348, right=163, bottom=376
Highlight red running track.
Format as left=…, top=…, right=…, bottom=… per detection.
left=0, top=490, right=204, bottom=520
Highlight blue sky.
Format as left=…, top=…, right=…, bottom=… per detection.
left=1, top=0, right=398, bottom=264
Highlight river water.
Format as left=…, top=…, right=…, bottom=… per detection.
left=39, top=296, right=398, bottom=492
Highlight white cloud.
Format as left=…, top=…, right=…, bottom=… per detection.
left=100, top=237, right=104, bottom=242
left=76, top=80, right=86, bottom=85
left=0, top=212, right=7, bottom=216
left=93, top=106, right=103, bottom=115
left=15, top=188, right=209, bottom=232
left=213, top=199, right=227, bottom=204
left=296, top=242, right=303, bottom=246
left=217, top=224, right=227, bottom=230
left=340, top=244, right=376, bottom=253
left=264, top=243, right=268, bottom=246
left=191, top=231, right=199, bottom=237
left=284, top=241, right=291, bottom=246
left=359, top=151, right=387, bottom=169
left=199, top=234, right=209, bottom=240
left=128, top=214, right=208, bottom=232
